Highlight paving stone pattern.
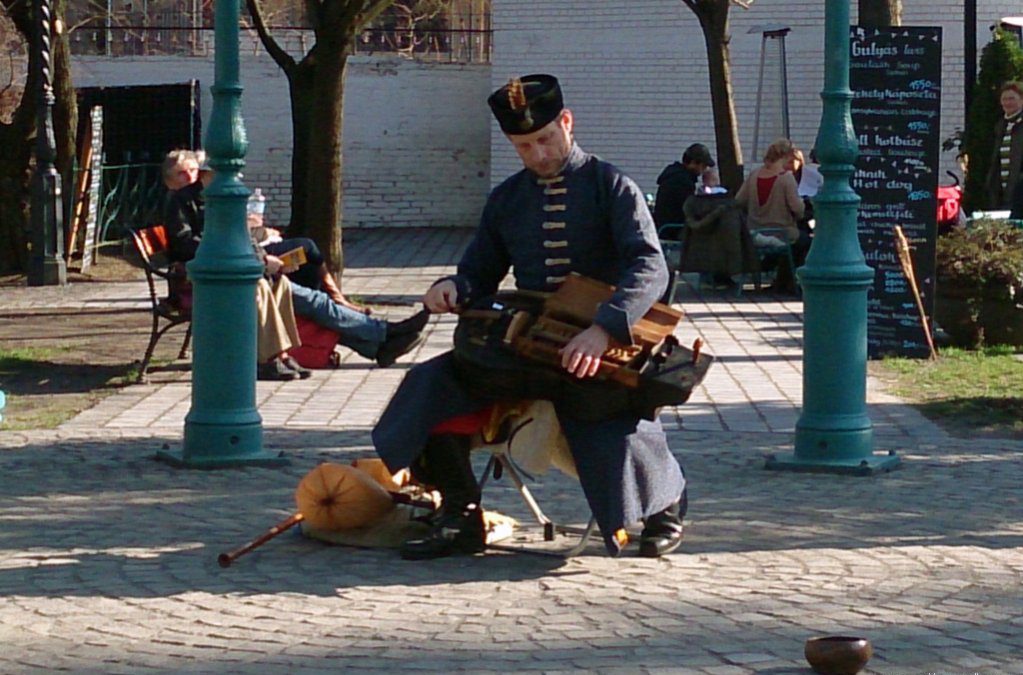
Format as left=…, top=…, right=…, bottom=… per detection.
left=1, top=228, right=1021, bottom=673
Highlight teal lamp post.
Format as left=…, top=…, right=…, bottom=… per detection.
left=765, top=0, right=899, bottom=475
left=157, top=0, right=284, bottom=468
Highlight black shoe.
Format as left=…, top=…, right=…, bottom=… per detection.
left=712, top=272, right=736, bottom=288
left=282, top=355, right=312, bottom=379
left=387, top=309, right=430, bottom=338
left=376, top=331, right=425, bottom=367
left=257, top=358, right=298, bottom=381
left=639, top=499, right=684, bottom=558
left=769, top=278, right=799, bottom=296
left=400, top=503, right=486, bottom=560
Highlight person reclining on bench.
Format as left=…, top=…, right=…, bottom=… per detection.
left=371, top=74, right=688, bottom=561
left=161, top=149, right=367, bottom=313
left=160, top=150, right=428, bottom=379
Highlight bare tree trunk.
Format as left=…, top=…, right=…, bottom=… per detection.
left=695, top=2, right=744, bottom=191
left=858, top=0, right=902, bottom=27
left=246, top=0, right=396, bottom=276
left=285, top=56, right=315, bottom=234
left=0, top=0, right=76, bottom=273
left=0, top=117, right=33, bottom=272
left=303, top=48, right=347, bottom=274
left=0, top=0, right=36, bottom=273
left=52, top=0, right=77, bottom=236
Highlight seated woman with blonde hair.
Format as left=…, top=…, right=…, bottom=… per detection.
left=735, top=139, right=807, bottom=293
left=735, top=138, right=805, bottom=244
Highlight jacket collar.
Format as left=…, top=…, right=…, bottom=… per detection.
left=534, top=143, right=586, bottom=182
left=561, top=143, right=587, bottom=174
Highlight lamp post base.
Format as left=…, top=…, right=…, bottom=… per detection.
left=156, top=421, right=288, bottom=469
left=765, top=450, right=901, bottom=476
left=27, top=256, right=67, bottom=287
left=156, top=448, right=289, bottom=469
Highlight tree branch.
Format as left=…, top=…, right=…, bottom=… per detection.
left=359, top=0, right=397, bottom=29
left=65, top=0, right=115, bottom=34
left=1, top=53, right=15, bottom=98
left=2, top=0, right=33, bottom=38
left=2, top=0, right=36, bottom=146
left=304, top=0, right=321, bottom=31
left=245, top=0, right=297, bottom=69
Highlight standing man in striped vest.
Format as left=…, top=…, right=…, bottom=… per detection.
left=985, top=81, right=1023, bottom=210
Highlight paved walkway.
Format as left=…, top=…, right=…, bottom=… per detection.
left=1, top=228, right=1021, bottom=674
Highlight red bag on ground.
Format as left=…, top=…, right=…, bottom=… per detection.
left=289, top=315, right=342, bottom=368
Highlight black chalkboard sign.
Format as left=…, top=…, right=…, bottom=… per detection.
left=849, top=26, right=942, bottom=359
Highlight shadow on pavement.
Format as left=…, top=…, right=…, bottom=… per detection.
left=0, top=430, right=572, bottom=597
left=0, top=361, right=132, bottom=396
left=0, top=425, right=1021, bottom=600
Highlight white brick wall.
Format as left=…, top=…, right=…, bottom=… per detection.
left=57, top=2, right=1023, bottom=224
left=342, top=59, right=491, bottom=228
left=491, top=0, right=1007, bottom=191
left=71, top=54, right=490, bottom=228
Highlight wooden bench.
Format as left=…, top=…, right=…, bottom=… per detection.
left=128, top=225, right=192, bottom=383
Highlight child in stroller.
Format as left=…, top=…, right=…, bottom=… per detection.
left=937, top=171, right=964, bottom=235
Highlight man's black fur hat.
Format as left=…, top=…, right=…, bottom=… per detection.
left=488, top=74, right=564, bottom=135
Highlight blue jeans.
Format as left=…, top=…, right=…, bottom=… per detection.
left=289, top=282, right=387, bottom=359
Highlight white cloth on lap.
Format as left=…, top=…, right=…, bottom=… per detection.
left=752, top=232, right=787, bottom=248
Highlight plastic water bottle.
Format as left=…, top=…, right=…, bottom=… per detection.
left=247, top=188, right=266, bottom=216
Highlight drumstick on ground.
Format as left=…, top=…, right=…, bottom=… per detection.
left=218, top=513, right=304, bottom=568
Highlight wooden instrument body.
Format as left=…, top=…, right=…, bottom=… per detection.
left=505, top=274, right=683, bottom=388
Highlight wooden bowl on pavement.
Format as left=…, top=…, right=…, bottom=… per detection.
left=804, top=636, right=873, bottom=675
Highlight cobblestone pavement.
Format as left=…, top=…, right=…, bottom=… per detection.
left=1, top=228, right=1021, bottom=673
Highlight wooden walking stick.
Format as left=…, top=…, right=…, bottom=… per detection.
left=893, top=226, right=938, bottom=360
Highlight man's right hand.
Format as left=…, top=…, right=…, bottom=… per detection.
left=424, top=279, right=459, bottom=313
left=265, top=255, right=298, bottom=276
left=264, top=255, right=284, bottom=276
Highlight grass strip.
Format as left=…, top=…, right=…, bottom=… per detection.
left=876, top=345, right=1023, bottom=438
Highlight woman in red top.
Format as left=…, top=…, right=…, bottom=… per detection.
left=735, top=138, right=805, bottom=244
left=735, top=139, right=806, bottom=293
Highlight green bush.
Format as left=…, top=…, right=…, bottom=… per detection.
left=935, top=220, right=1023, bottom=298
left=962, top=29, right=1023, bottom=213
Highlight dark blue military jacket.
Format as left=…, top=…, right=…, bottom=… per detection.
left=373, top=144, right=686, bottom=555
left=453, top=144, right=667, bottom=345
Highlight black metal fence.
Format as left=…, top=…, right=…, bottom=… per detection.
left=69, top=25, right=493, bottom=63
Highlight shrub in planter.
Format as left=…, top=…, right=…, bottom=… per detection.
left=934, top=220, right=1023, bottom=347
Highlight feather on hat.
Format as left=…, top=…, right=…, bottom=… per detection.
left=488, top=74, right=564, bottom=135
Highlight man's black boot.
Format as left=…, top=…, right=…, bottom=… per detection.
left=401, top=434, right=486, bottom=560
left=638, top=496, right=685, bottom=558
left=401, top=502, right=486, bottom=561
left=386, top=308, right=430, bottom=338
